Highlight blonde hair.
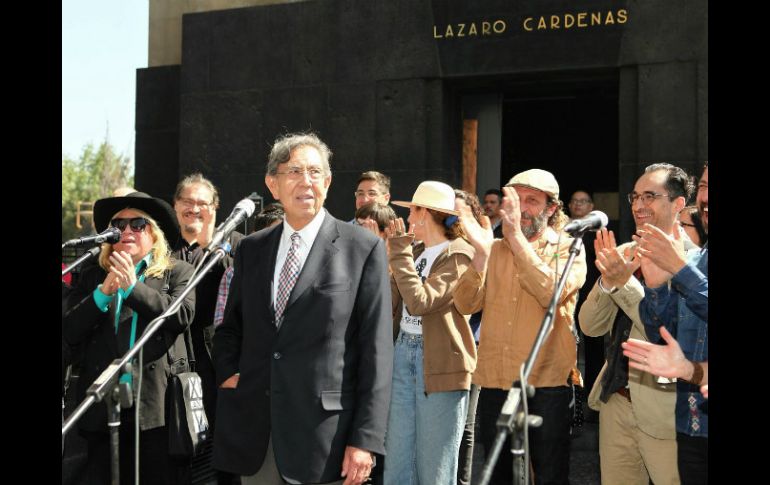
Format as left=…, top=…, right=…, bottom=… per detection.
left=99, top=209, right=174, bottom=278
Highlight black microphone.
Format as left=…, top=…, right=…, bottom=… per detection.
left=62, top=227, right=122, bottom=247
left=204, top=198, right=257, bottom=252
left=563, top=210, right=609, bottom=236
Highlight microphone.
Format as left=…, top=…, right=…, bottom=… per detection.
left=62, top=227, right=122, bottom=247
left=204, top=198, right=256, bottom=252
left=563, top=210, right=609, bottom=236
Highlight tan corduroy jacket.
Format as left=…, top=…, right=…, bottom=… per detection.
left=454, top=227, right=586, bottom=389
left=389, top=235, right=477, bottom=394
left=579, top=241, right=676, bottom=439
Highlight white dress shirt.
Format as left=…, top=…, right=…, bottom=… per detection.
left=272, top=208, right=327, bottom=305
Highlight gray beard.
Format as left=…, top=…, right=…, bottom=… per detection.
left=520, top=210, right=548, bottom=239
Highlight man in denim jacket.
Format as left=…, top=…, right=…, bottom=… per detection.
left=637, top=163, right=708, bottom=484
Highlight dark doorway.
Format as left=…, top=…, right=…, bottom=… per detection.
left=501, top=69, right=619, bottom=218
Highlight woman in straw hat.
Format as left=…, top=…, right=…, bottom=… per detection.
left=63, top=192, right=196, bottom=485
left=383, top=181, right=478, bottom=484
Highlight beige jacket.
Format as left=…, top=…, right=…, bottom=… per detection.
left=454, top=227, right=586, bottom=389
left=389, top=235, right=477, bottom=394
left=579, top=242, right=676, bottom=439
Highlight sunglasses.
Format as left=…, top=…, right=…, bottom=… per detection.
left=110, top=217, right=150, bottom=233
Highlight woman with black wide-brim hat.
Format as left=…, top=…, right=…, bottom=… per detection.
left=64, top=191, right=196, bottom=484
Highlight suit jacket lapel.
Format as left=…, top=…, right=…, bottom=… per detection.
left=261, top=224, right=283, bottom=325
left=285, top=215, right=339, bottom=312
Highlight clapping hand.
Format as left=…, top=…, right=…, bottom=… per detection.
left=594, top=228, right=640, bottom=289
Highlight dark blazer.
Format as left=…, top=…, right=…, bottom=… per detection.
left=63, top=260, right=195, bottom=432
left=212, top=213, right=393, bottom=483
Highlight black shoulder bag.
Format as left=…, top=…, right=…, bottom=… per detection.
left=166, top=326, right=210, bottom=457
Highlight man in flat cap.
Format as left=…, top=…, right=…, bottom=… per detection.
left=455, top=169, right=586, bottom=485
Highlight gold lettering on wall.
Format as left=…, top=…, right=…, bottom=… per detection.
left=520, top=9, right=629, bottom=33
left=433, top=9, right=627, bottom=39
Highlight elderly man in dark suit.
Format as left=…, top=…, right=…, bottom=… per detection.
left=212, top=132, right=393, bottom=485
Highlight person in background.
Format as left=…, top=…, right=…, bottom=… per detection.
left=356, top=202, right=397, bottom=239
left=482, top=189, right=503, bottom=238
left=171, top=173, right=245, bottom=485
left=567, top=190, right=594, bottom=220
left=678, top=205, right=707, bottom=248
left=352, top=171, right=392, bottom=221
left=453, top=189, right=488, bottom=485
left=253, top=202, right=285, bottom=233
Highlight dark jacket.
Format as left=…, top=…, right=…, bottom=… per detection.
left=63, top=260, right=195, bottom=432
left=212, top=214, right=393, bottom=482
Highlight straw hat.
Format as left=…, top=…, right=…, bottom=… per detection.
left=392, top=181, right=459, bottom=215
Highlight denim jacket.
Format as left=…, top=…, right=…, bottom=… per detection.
left=639, top=244, right=708, bottom=437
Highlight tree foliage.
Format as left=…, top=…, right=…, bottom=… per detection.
left=62, top=140, right=134, bottom=242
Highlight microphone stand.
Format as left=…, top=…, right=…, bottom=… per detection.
left=62, top=246, right=101, bottom=277
left=478, top=233, right=585, bottom=485
left=193, top=241, right=232, bottom=275
left=62, top=243, right=233, bottom=482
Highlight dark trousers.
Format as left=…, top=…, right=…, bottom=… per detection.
left=457, top=383, right=481, bottom=485
left=479, top=386, right=572, bottom=485
left=84, top=425, right=191, bottom=485
left=677, top=432, right=708, bottom=485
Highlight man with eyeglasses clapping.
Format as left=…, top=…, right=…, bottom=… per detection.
left=579, top=163, right=698, bottom=485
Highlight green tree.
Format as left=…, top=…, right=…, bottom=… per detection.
left=62, top=139, right=134, bottom=242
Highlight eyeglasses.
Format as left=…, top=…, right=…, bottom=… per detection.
left=178, top=198, right=214, bottom=211
left=627, top=191, right=670, bottom=205
left=110, top=217, right=149, bottom=233
left=354, top=190, right=382, bottom=199
left=570, top=198, right=592, bottom=205
left=274, top=166, right=326, bottom=181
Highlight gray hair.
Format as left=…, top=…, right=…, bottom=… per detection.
left=266, top=132, right=332, bottom=176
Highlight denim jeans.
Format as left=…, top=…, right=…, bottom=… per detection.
left=384, top=332, right=469, bottom=485
left=479, top=386, right=572, bottom=485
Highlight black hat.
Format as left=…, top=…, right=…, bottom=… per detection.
left=93, top=192, right=179, bottom=242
